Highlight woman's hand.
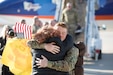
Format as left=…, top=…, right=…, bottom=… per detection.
left=44, top=42, right=60, bottom=54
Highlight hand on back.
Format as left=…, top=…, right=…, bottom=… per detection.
left=44, top=42, right=60, bottom=54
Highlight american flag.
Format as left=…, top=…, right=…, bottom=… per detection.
left=13, top=22, right=32, bottom=39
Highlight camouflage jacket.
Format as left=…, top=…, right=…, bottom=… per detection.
left=27, top=39, right=79, bottom=72
left=61, top=8, right=78, bottom=25
left=47, top=46, right=79, bottom=72
left=27, top=39, right=45, bottom=49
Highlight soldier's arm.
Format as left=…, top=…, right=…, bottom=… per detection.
left=47, top=47, right=79, bottom=72
left=27, top=39, right=60, bottom=54
left=27, top=39, right=45, bottom=49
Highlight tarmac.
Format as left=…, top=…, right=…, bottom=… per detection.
left=84, top=24, right=113, bottom=75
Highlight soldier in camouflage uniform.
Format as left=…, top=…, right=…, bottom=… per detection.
left=27, top=22, right=79, bottom=75
left=32, top=16, right=43, bottom=34
left=60, top=2, right=78, bottom=42
left=61, top=0, right=87, bottom=42
left=60, top=0, right=87, bottom=75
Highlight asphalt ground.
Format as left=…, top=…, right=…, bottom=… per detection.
left=84, top=24, right=113, bottom=75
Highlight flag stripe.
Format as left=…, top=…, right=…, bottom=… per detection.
left=13, top=22, right=32, bottom=39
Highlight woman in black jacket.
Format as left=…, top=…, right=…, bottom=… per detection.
left=28, top=25, right=73, bottom=75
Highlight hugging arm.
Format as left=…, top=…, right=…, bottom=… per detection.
left=27, top=38, right=79, bottom=72
left=27, top=39, right=45, bottom=49
left=36, top=46, right=79, bottom=72
left=27, top=38, right=60, bottom=54
left=47, top=47, right=79, bottom=72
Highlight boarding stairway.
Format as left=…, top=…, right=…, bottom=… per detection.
left=84, top=0, right=102, bottom=61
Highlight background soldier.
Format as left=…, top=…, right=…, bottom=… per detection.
left=61, top=0, right=87, bottom=42
left=60, top=2, right=78, bottom=42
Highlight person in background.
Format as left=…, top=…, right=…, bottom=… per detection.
left=61, top=0, right=87, bottom=42
left=27, top=22, right=79, bottom=75
left=74, top=42, right=86, bottom=75
left=32, top=16, right=43, bottom=34
left=60, top=2, right=78, bottom=42
left=50, top=19, right=58, bottom=26
left=0, top=25, right=15, bottom=75
left=21, top=19, right=26, bottom=24
left=44, top=22, right=49, bottom=26
left=0, top=25, right=13, bottom=55
left=61, top=0, right=76, bottom=10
